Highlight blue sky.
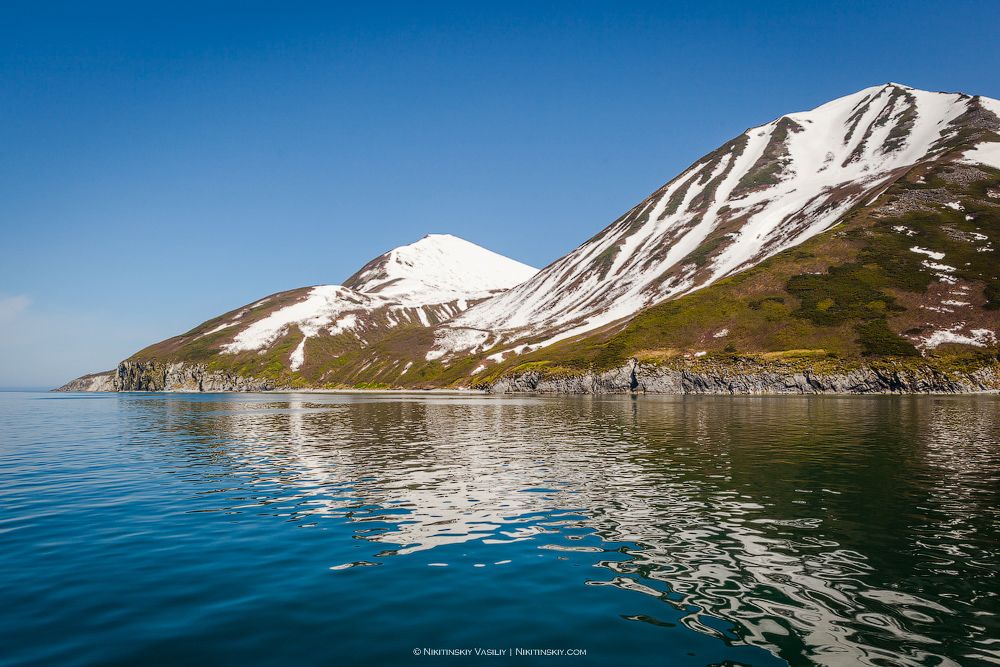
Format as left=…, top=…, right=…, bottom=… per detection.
left=2, top=1, right=998, bottom=388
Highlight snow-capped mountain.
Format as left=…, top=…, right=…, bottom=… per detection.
left=217, top=234, right=536, bottom=372
left=97, top=234, right=535, bottom=383
left=436, top=84, right=1000, bottom=358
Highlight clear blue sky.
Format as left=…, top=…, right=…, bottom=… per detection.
left=2, top=1, right=998, bottom=388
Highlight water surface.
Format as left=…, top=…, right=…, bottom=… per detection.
left=1, top=392, right=999, bottom=666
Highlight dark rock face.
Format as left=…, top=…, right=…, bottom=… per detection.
left=486, top=358, right=1000, bottom=395
left=115, top=360, right=280, bottom=392
left=112, top=361, right=280, bottom=392
left=58, top=357, right=999, bottom=395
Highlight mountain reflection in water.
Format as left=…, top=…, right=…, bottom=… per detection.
left=2, top=393, right=998, bottom=666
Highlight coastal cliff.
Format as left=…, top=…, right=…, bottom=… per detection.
left=55, top=354, right=1000, bottom=395
left=55, top=361, right=280, bottom=392
left=483, top=356, right=1000, bottom=395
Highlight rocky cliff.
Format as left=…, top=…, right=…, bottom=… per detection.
left=55, top=362, right=280, bottom=392
left=484, top=357, right=1000, bottom=395
left=114, top=360, right=282, bottom=392
left=56, top=355, right=999, bottom=395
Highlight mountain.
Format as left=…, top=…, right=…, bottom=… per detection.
left=59, top=83, right=1000, bottom=393
left=436, top=84, right=1000, bottom=360
left=62, top=235, right=536, bottom=390
left=209, top=233, right=536, bottom=378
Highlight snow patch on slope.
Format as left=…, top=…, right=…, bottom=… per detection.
left=289, top=338, right=307, bottom=371
left=960, top=96, right=1000, bottom=168
left=910, top=246, right=946, bottom=260
left=225, top=285, right=383, bottom=355
left=921, top=327, right=996, bottom=349
left=961, top=141, right=1000, bottom=169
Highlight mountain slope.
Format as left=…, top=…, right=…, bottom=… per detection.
left=437, top=84, right=1000, bottom=361
left=473, top=156, right=1000, bottom=391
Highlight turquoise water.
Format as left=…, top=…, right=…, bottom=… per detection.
left=1, top=392, right=999, bottom=666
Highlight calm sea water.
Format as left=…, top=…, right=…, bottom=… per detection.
left=1, top=392, right=999, bottom=666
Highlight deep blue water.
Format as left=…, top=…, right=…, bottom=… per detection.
left=1, top=391, right=999, bottom=666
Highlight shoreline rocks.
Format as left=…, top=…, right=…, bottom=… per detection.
left=55, top=361, right=281, bottom=392
left=55, top=356, right=999, bottom=395
left=483, top=357, right=1000, bottom=395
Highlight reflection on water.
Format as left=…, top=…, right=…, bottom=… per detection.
left=2, top=393, right=999, bottom=666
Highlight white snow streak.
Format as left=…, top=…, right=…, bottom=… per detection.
left=289, top=338, right=306, bottom=371
left=910, top=246, right=945, bottom=260
left=921, top=327, right=996, bottom=349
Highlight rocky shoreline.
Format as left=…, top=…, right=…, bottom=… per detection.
left=483, top=357, right=1000, bottom=395
left=55, top=361, right=279, bottom=393
left=56, top=356, right=1000, bottom=395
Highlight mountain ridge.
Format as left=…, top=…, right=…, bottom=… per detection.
left=434, top=83, right=1000, bottom=359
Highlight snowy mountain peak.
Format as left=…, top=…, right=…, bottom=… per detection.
left=344, top=233, right=537, bottom=305
left=203, top=234, right=537, bottom=372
